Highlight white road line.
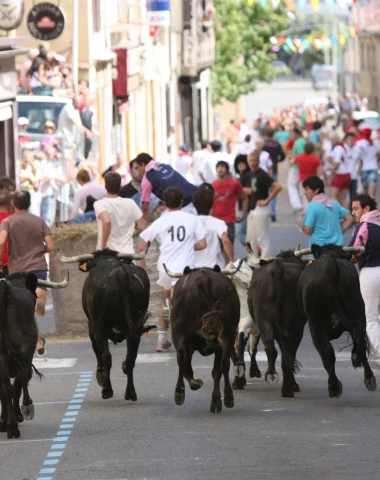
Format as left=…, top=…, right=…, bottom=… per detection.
left=33, top=358, right=77, bottom=369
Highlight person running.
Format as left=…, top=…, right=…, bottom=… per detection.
left=72, top=169, right=106, bottom=217
left=344, top=132, right=359, bottom=207
left=242, top=153, right=282, bottom=259
left=138, top=187, right=207, bottom=352
left=192, top=187, right=234, bottom=268
left=94, top=172, right=146, bottom=253
left=0, top=191, right=55, bottom=355
left=356, top=128, right=380, bottom=198
left=296, top=176, right=354, bottom=248
left=192, top=140, right=214, bottom=186
left=136, top=153, right=197, bottom=221
left=351, top=194, right=380, bottom=358
left=328, top=134, right=351, bottom=209
left=212, top=160, right=247, bottom=244
left=0, top=192, right=13, bottom=278
left=292, top=141, right=324, bottom=184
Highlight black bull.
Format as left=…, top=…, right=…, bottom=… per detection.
left=167, top=265, right=241, bottom=413
left=58, top=245, right=153, bottom=401
left=0, top=272, right=68, bottom=439
left=241, top=251, right=307, bottom=397
left=297, top=245, right=376, bottom=397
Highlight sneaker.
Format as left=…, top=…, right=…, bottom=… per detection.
left=36, top=337, right=46, bottom=356
left=271, top=215, right=276, bottom=222
left=156, top=340, right=172, bottom=352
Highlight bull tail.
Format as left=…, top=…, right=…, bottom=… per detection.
left=31, top=363, right=43, bottom=380
left=120, top=291, right=136, bottom=337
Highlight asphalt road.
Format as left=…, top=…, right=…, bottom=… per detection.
left=3, top=333, right=380, bottom=480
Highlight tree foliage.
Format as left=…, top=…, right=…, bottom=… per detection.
left=211, top=0, right=290, bottom=105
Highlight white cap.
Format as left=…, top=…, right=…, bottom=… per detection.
left=18, top=117, right=29, bottom=126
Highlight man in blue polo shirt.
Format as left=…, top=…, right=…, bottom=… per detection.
left=136, top=153, right=197, bottom=221
left=296, top=176, right=354, bottom=248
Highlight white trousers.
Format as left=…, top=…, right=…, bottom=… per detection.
left=360, top=266, right=380, bottom=354
left=287, top=167, right=302, bottom=210
left=246, top=205, right=271, bottom=259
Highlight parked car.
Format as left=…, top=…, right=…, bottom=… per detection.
left=352, top=110, right=380, bottom=131
left=16, top=95, right=70, bottom=135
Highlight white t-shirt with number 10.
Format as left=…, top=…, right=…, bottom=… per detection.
left=140, top=210, right=206, bottom=273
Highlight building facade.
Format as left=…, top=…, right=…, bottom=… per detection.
left=354, top=0, right=380, bottom=110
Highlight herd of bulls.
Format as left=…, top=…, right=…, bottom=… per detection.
left=0, top=242, right=376, bottom=439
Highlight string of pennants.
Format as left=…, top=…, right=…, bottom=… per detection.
left=270, top=28, right=357, bottom=53
left=247, top=0, right=349, bottom=10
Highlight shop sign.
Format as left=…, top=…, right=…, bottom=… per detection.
left=0, top=0, right=24, bottom=31
left=27, top=2, right=65, bottom=41
left=147, top=0, right=170, bottom=27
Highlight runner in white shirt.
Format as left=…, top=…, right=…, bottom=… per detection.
left=255, top=139, right=273, bottom=175
left=138, top=186, right=207, bottom=352
left=192, top=187, right=234, bottom=268
left=192, top=141, right=215, bottom=185
left=94, top=172, right=146, bottom=253
left=356, top=128, right=380, bottom=198
left=328, top=134, right=351, bottom=209
left=175, top=145, right=193, bottom=183
left=344, top=132, right=359, bottom=206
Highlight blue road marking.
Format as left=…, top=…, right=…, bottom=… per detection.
left=35, top=371, right=92, bottom=480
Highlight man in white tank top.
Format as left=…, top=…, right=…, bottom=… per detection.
left=138, top=186, right=207, bottom=352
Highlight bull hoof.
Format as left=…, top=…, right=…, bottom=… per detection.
left=224, top=395, right=234, bottom=408
left=189, top=379, right=203, bottom=391
left=265, top=372, right=279, bottom=385
left=210, top=395, right=222, bottom=414
left=292, top=382, right=301, bottom=393
left=122, top=361, right=127, bottom=375
left=96, top=368, right=105, bottom=387
left=328, top=380, right=343, bottom=398
left=351, top=352, right=360, bottom=369
left=249, top=367, right=262, bottom=378
left=175, top=389, right=185, bottom=406
left=0, top=421, right=7, bottom=432
left=281, top=389, right=295, bottom=398
left=101, top=388, right=114, bottom=400
left=16, top=413, right=24, bottom=423
left=125, top=391, right=137, bottom=402
left=232, top=376, right=246, bottom=390
left=21, top=404, right=35, bottom=421
left=364, top=375, right=377, bottom=392
left=7, top=423, right=20, bottom=439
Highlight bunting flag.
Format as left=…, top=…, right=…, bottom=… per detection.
left=271, top=29, right=357, bottom=53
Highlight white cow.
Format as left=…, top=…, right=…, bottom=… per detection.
left=227, top=259, right=262, bottom=389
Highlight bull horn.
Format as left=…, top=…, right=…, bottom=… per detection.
left=342, top=246, right=365, bottom=254
left=162, top=263, right=183, bottom=278
left=37, top=270, right=69, bottom=289
left=56, top=249, right=94, bottom=263
left=294, top=248, right=312, bottom=256
left=248, top=253, right=261, bottom=264
left=117, top=241, right=151, bottom=260
left=221, top=259, right=243, bottom=275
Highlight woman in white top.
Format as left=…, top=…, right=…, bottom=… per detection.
left=357, top=128, right=380, bottom=198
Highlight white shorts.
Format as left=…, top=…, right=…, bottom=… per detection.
left=157, top=269, right=178, bottom=291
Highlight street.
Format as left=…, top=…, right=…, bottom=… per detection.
left=4, top=170, right=380, bottom=480
left=2, top=334, right=380, bottom=480
left=3, top=77, right=380, bottom=479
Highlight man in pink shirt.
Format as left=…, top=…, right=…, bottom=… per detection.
left=136, top=153, right=197, bottom=221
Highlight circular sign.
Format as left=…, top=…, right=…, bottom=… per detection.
left=0, top=0, right=24, bottom=31
left=27, top=2, right=65, bottom=41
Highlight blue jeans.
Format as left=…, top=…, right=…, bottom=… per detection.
left=236, top=217, right=247, bottom=246
left=40, top=196, right=54, bottom=226
left=270, top=172, right=278, bottom=217
left=70, top=211, right=96, bottom=224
